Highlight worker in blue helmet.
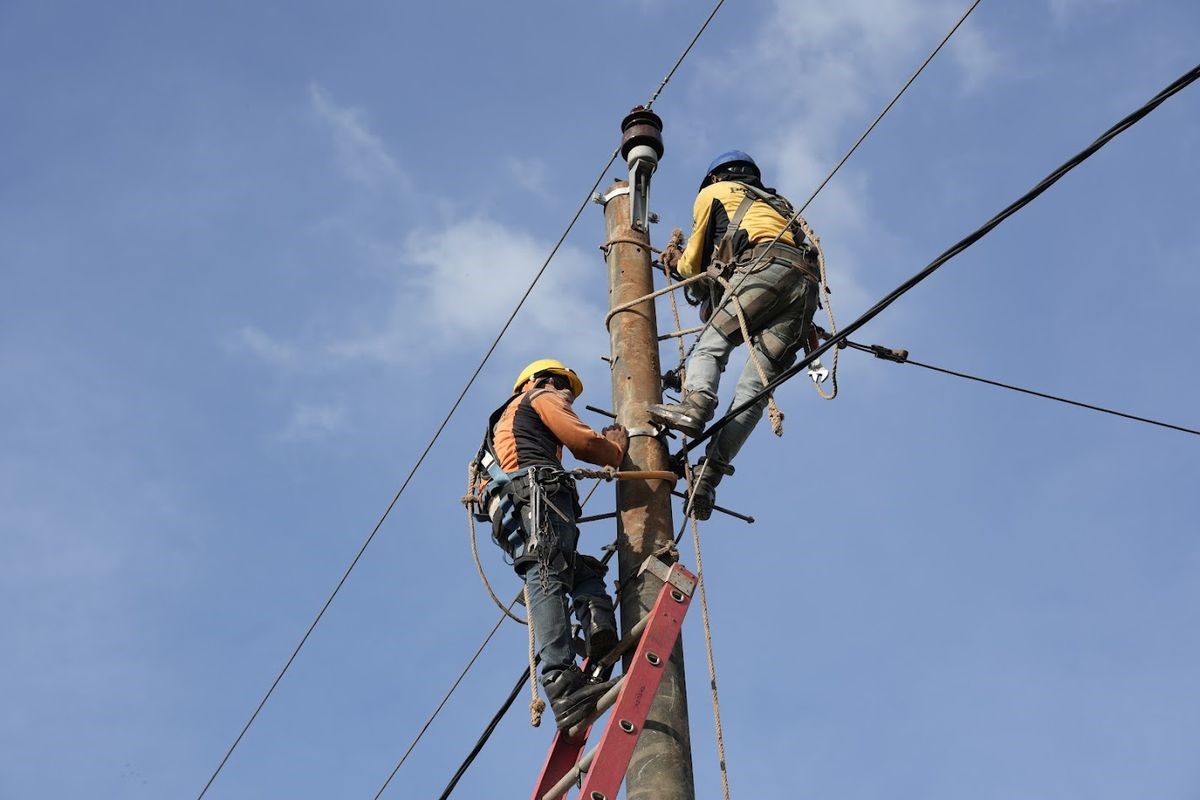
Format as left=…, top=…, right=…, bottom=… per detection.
left=650, top=151, right=823, bottom=519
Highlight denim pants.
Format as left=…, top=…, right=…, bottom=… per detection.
left=516, top=485, right=609, bottom=674
left=684, top=256, right=817, bottom=470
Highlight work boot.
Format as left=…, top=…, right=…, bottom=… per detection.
left=647, top=393, right=718, bottom=438
left=584, top=596, right=618, bottom=661
left=541, top=665, right=620, bottom=731
left=685, top=457, right=734, bottom=521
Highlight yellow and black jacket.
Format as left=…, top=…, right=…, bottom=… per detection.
left=678, top=180, right=799, bottom=278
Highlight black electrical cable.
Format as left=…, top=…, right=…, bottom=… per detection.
left=383, top=51, right=1199, bottom=800
left=423, top=539, right=664, bottom=800
left=371, top=604, right=514, bottom=800
left=356, top=2, right=734, bottom=796
left=681, top=0, right=986, bottom=353
left=193, top=152, right=616, bottom=800
left=843, top=340, right=1200, bottom=437
left=373, top=484, right=606, bottom=798
left=684, top=62, right=1200, bottom=455
left=435, top=666, right=534, bottom=800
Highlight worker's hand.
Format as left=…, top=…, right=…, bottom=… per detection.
left=660, top=243, right=681, bottom=275
left=659, top=228, right=685, bottom=279
left=601, top=423, right=629, bottom=454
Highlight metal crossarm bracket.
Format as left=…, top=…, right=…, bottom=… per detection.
left=531, top=562, right=696, bottom=800
left=638, top=554, right=696, bottom=597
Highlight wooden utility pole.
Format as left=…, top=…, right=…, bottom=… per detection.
left=599, top=108, right=695, bottom=800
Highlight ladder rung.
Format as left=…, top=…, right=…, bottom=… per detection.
left=541, top=744, right=598, bottom=800
left=593, top=614, right=650, bottom=672
left=565, top=675, right=627, bottom=739
left=531, top=561, right=698, bottom=800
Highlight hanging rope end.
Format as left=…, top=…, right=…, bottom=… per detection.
left=529, top=698, right=546, bottom=728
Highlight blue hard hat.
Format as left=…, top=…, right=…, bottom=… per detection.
left=703, top=150, right=760, bottom=188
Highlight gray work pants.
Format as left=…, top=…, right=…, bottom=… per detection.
left=683, top=254, right=817, bottom=470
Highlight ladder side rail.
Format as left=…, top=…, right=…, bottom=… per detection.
left=531, top=656, right=602, bottom=800
left=575, top=564, right=695, bottom=800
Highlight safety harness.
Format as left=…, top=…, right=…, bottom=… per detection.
left=469, top=391, right=576, bottom=577
left=685, top=182, right=819, bottom=326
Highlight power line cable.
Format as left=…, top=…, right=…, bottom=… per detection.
left=684, top=62, right=1200, bottom=454
left=680, top=0, right=986, bottom=351
left=193, top=3, right=730, bottom=796
left=434, top=665, right=533, bottom=800
left=193, top=158, right=613, bottom=800
left=843, top=340, right=1200, bottom=437
left=371, top=601, right=515, bottom=800
left=793, top=0, right=984, bottom=221
left=375, top=7, right=979, bottom=793
left=372, top=480, right=602, bottom=798
left=645, top=0, right=727, bottom=109
left=393, top=48, right=1196, bottom=800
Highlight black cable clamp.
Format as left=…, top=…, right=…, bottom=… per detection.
left=870, top=344, right=909, bottom=363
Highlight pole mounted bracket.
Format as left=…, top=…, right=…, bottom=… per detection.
left=620, top=106, right=664, bottom=232
left=638, top=555, right=697, bottom=597
left=594, top=186, right=630, bottom=206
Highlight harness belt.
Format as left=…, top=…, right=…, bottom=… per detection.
left=475, top=457, right=577, bottom=570
left=743, top=239, right=819, bottom=282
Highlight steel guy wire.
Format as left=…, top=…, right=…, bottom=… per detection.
left=193, top=4, right=733, bottom=796
left=843, top=340, right=1200, bottom=437
left=685, top=62, right=1200, bottom=455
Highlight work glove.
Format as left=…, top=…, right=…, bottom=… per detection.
left=601, top=423, right=629, bottom=457
left=659, top=228, right=685, bottom=278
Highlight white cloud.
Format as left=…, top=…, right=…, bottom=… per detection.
left=239, top=86, right=607, bottom=375
left=948, top=22, right=1002, bottom=93
left=741, top=0, right=1001, bottom=154
left=1048, top=0, right=1125, bottom=25
left=679, top=0, right=1002, bottom=324
left=506, top=156, right=551, bottom=197
left=277, top=403, right=347, bottom=441
left=309, top=84, right=407, bottom=189
left=325, top=216, right=602, bottom=366
left=233, top=325, right=301, bottom=369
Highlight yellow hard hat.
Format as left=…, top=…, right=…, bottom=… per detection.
left=513, top=358, right=584, bottom=398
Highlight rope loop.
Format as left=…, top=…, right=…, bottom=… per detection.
left=465, top=462, right=527, bottom=625
left=714, top=275, right=785, bottom=437
left=794, top=217, right=840, bottom=401
left=600, top=237, right=662, bottom=256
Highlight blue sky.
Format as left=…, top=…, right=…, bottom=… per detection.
left=2, top=1, right=1199, bottom=798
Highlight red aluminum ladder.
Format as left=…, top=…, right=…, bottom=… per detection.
left=531, top=558, right=696, bottom=800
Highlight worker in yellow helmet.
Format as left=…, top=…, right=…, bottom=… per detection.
left=652, top=151, right=822, bottom=520
left=471, top=358, right=628, bottom=730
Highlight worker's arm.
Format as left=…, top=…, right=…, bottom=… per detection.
left=678, top=189, right=718, bottom=278
left=531, top=390, right=624, bottom=468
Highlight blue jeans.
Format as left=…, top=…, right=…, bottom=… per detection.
left=684, top=256, right=817, bottom=470
left=515, top=485, right=610, bottom=674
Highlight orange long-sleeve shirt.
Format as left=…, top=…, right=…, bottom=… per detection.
left=492, top=388, right=623, bottom=473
